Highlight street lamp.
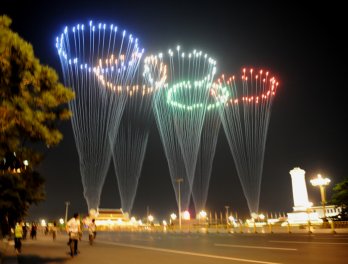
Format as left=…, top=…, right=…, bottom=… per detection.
left=148, top=214, right=154, bottom=222
left=23, top=160, right=29, bottom=170
left=176, top=178, right=183, bottom=230
left=65, top=201, right=70, bottom=224
left=199, top=210, right=207, bottom=226
left=170, top=213, right=177, bottom=221
left=310, top=174, right=331, bottom=219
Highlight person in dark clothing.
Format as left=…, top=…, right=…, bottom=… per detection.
left=30, top=223, right=37, bottom=239
left=22, top=223, right=28, bottom=240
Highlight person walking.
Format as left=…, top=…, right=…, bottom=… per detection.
left=66, top=213, right=81, bottom=257
left=30, top=223, right=37, bottom=239
left=88, top=219, right=97, bottom=245
left=22, top=223, right=28, bottom=240
left=52, top=221, right=57, bottom=240
left=14, top=221, right=23, bottom=254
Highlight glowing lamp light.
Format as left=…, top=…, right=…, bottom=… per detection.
left=23, top=160, right=29, bottom=166
left=251, top=212, right=258, bottom=219
left=182, top=210, right=190, bottom=220
left=59, top=218, right=64, bottom=225
left=310, top=174, right=330, bottom=187
left=259, top=214, right=265, bottom=220
left=162, top=220, right=167, bottom=226
left=199, top=210, right=207, bottom=219
left=89, top=208, right=97, bottom=218
left=170, top=213, right=177, bottom=221
left=41, top=219, right=47, bottom=227
left=148, top=215, right=154, bottom=222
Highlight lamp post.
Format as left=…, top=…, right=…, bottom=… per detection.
left=170, top=213, right=177, bottom=228
left=310, top=174, right=331, bottom=219
left=65, top=201, right=70, bottom=224
left=176, top=178, right=183, bottom=230
left=225, top=205, right=229, bottom=228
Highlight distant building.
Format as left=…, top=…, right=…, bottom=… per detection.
left=94, top=208, right=129, bottom=227
left=311, top=205, right=341, bottom=219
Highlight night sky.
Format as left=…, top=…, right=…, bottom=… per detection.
left=2, top=0, right=347, bottom=221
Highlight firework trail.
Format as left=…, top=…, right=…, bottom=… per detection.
left=56, top=21, right=143, bottom=210
left=214, top=68, right=279, bottom=215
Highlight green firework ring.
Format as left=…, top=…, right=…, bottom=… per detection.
left=166, top=80, right=230, bottom=111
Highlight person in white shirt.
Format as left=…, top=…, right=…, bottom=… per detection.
left=66, top=213, right=81, bottom=257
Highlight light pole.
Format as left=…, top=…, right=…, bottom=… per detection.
left=146, top=205, right=149, bottom=226
left=310, top=174, right=331, bottom=219
left=65, top=201, right=70, bottom=224
left=176, top=178, right=183, bottom=230
left=225, top=205, right=229, bottom=228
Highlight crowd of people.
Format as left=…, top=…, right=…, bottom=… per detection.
left=8, top=212, right=96, bottom=257
left=11, top=221, right=37, bottom=254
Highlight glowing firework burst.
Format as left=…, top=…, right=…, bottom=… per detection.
left=144, top=47, right=217, bottom=211
left=56, top=21, right=143, bottom=210
left=214, top=68, right=279, bottom=215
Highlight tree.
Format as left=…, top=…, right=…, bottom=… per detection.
left=0, top=15, right=74, bottom=235
left=0, top=169, right=45, bottom=236
left=330, top=177, right=348, bottom=220
left=0, top=15, right=74, bottom=162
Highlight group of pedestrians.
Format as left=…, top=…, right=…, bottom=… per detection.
left=10, top=213, right=96, bottom=257
left=13, top=221, right=37, bottom=254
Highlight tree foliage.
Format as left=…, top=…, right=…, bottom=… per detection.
left=0, top=170, right=45, bottom=235
left=330, top=177, right=348, bottom=220
left=0, top=15, right=74, bottom=163
left=0, top=15, right=74, bottom=234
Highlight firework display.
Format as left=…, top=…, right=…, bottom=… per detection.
left=192, top=107, right=221, bottom=214
left=191, top=82, right=229, bottom=214
left=56, top=21, right=143, bottom=210
left=144, top=54, right=191, bottom=211
left=103, top=58, right=166, bottom=215
left=55, top=19, right=280, bottom=217
left=144, top=47, right=216, bottom=212
left=214, top=69, right=279, bottom=215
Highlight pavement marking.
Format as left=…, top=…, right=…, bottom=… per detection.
left=314, top=237, right=348, bottom=240
left=132, top=238, right=155, bottom=242
left=99, top=240, right=282, bottom=264
left=214, top=243, right=297, bottom=251
left=269, top=240, right=348, bottom=245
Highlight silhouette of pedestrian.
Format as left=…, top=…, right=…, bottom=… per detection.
left=14, top=221, right=23, bottom=254
left=22, top=223, right=28, bottom=240
left=52, top=221, right=57, bottom=240
left=30, top=223, right=37, bottom=239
